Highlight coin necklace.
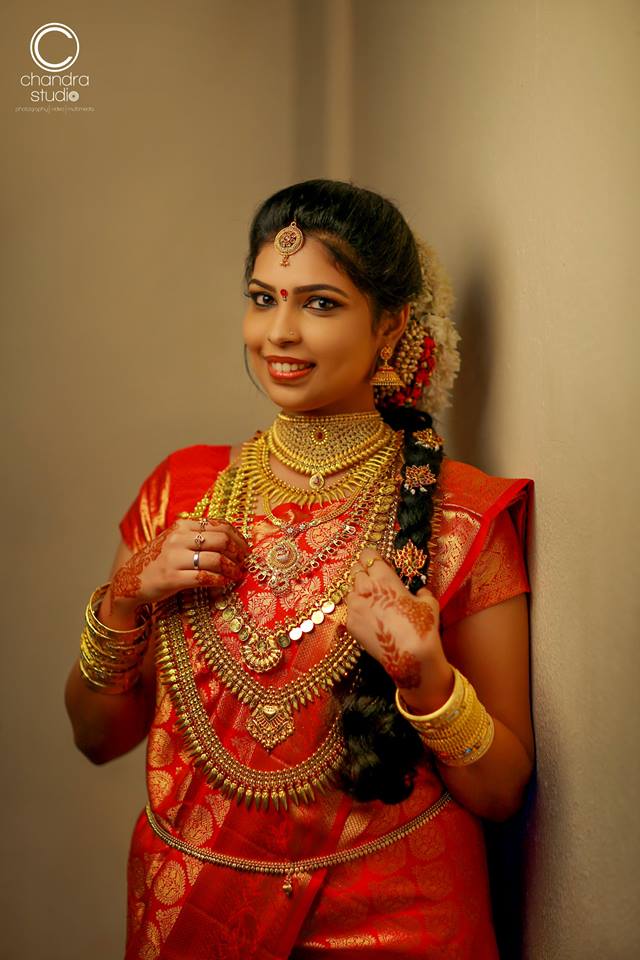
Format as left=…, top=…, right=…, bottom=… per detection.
left=184, top=591, right=361, bottom=751
left=160, top=435, right=403, bottom=808
left=155, top=595, right=348, bottom=812
left=212, top=469, right=399, bottom=672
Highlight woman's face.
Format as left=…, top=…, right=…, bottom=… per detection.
left=243, top=236, right=396, bottom=416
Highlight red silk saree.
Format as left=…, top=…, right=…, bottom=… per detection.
left=119, top=444, right=531, bottom=960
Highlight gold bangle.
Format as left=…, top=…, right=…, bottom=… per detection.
left=394, top=668, right=464, bottom=727
left=86, top=583, right=151, bottom=641
left=395, top=669, right=495, bottom=766
left=78, top=657, right=141, bottom=695
left=436, top=715, right=495, bottom=766
left=78, top=582, right=150, bottom=695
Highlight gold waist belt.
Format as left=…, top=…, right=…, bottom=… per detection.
left=145, top=791, right=452, bottom=896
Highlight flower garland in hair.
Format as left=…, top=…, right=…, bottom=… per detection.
left=375, top=236, right=460, bottom=416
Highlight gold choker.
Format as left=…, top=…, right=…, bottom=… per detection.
left=268, top=411, right=390, bottom=492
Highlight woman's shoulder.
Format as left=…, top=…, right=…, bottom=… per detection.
left=439, top=457, right=532, bottom=518
left=431, top=458, right=532, bottom=610
left=163, top=442, right=232, bottom=478
left=119, top=444, right=238, bottom=549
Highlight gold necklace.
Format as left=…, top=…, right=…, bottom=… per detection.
left=185, top=589, right=361, bottom=750
left=270, top=411, right=390, bottom=492
left=202, top=479, right=398, bottom=674
left=155, top=595, right=349, bottom=811
left=219, top=437, right=402, bottom=671
left=258, top=434, right=398, bottom=506
left=163, top=437, right=404, bottom=810
left=246, top=478, right=381, bottom=598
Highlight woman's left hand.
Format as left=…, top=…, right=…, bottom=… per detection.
left=345, top=547, right=455, bottom=711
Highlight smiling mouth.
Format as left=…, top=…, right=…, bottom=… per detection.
left=266, top=359, right=315, bottom=381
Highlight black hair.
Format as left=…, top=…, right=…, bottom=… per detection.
left=244, top=179, right=444, bottom=804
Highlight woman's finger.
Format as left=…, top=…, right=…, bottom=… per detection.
left=183, top=549, right=244, bottom=580
left=181, top=518, right=250, bottom=555
left=183, top=530, right=247, bottom=560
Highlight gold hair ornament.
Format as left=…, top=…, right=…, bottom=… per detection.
left=374, top=237, right=460, bottom=415
left=403, top=464, right=437, bottom=494
left=393, top=541, right=429, bottom=585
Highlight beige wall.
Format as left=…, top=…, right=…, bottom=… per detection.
left=349, top=1, right=639, bottom=956
left=2, top=1, right=638, bottom=957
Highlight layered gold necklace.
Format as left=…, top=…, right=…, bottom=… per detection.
left=157, top=414, right=404, bottom=811
left=268, top=410, right=390, bottom=494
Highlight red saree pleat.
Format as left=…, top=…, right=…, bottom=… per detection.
left=159, top=796, right=353, bottom=960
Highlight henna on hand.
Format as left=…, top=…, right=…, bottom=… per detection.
left=357, top=579, right=398, bottom=607
left=110, top=528, right=172, bottom=610
left=358, top=579, right=435, bottom=639
left=395, top=594, right=435, bottom=637
left=376, top=620, right=422, bottom=689
left=196, top=570, right=226, bottom=588
left=219, top=556, right=244, bottom=580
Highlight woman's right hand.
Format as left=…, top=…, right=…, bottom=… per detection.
left=106, top=517, right=249, bottom=614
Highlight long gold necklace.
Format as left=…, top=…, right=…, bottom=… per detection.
left=155, top=595, right=348, bottom=812
left=161, top=428, right=404, bottom=810
left=215, top=435, right=402, bottom=671
left=185, top=590, right=361, bottom=750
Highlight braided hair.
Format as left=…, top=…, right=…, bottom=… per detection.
left=244, top=179, right=448, bottom=804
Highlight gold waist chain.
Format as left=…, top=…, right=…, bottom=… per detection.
left=145, top=790, right=452, bottom=896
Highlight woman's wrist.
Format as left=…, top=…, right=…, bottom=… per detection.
left=79, top=584, right=151, bottom=695
left=398, top=657, right=455, bottom=715
left=396, top=667, right=496, bottom=767
left=99, top=588, right=141, bottom=630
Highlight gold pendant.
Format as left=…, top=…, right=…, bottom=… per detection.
left=242, top=633, right=283, bottom=672
left=263, top=538, right=302, bottom=595
left=246, top=703, right=295, bottom=750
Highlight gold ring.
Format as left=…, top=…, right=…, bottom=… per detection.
left=199, top=518, right=209, bottom=532
left=194, top=532, right=205, bottom=549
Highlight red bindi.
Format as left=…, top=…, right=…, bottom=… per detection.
left=280, top=288, right=288, bottom=301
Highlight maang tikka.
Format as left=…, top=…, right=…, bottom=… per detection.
left=274, top=221, right=304, bottom=266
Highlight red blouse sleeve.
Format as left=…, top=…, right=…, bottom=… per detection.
left=119, top=456, right=172, bottom=553
left=118, top=444, right=233, bottom=553
left=440, top=508, right=530, bottom=629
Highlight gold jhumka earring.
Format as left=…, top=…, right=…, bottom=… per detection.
left=370, top=344, right=404, bottom=388
left=274, top=221, right=304, bottom=266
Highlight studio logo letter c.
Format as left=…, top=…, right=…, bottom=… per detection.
left=30, top=23, right=80, bottom=73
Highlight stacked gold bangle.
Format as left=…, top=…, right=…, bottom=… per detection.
left=395, top=668, right=495, bottom=766
left=79, top=583, right=151, bottom=695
